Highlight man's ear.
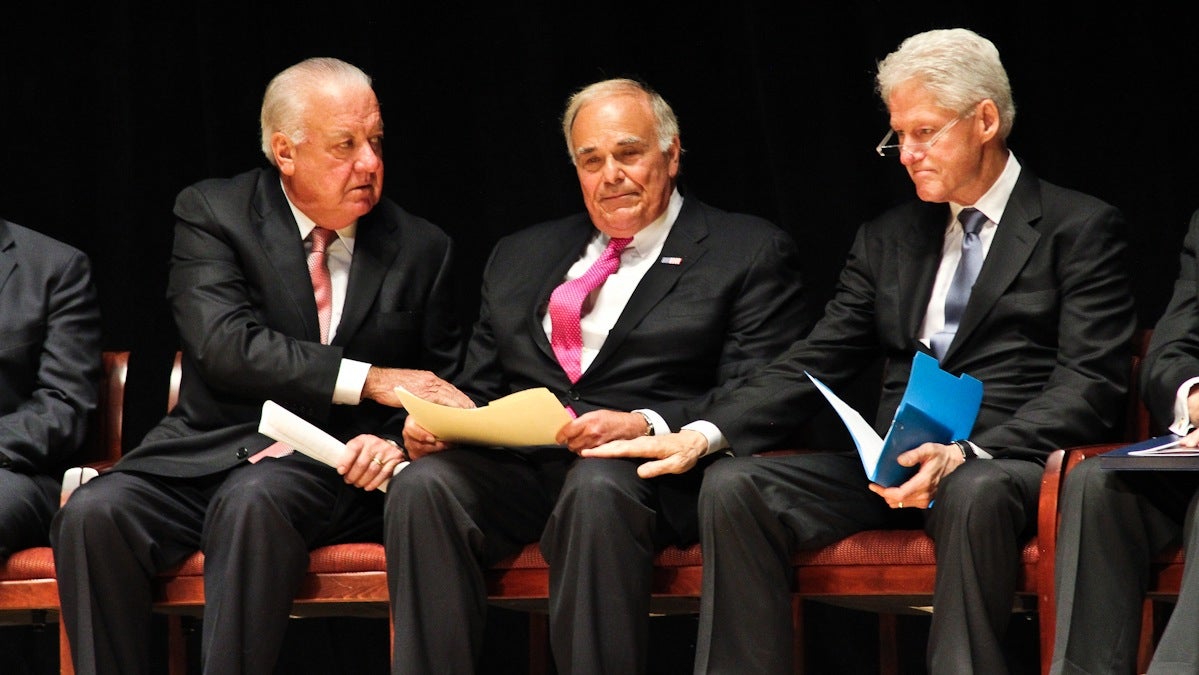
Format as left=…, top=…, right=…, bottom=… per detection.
left=977, top=99, right=1001, bottom=144
left=271, top=132, right=296, bottom=176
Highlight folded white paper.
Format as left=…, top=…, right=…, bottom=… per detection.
left=258, top=400, right=406, bottom=492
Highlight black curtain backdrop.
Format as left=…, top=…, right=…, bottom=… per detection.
left=2, top=2, right=1193, bottom=441
left=0, top=3, right=1193, bottom=670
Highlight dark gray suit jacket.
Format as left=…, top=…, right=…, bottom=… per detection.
left=703, top=166, right=1137, bottom=460
left=458, top=197, right=811, bottom=431
left=0, top=219, right=101, bottom=476
left=114, top=168, right=462, bottom=477
left=1144, top=209, right=1199, bottom=430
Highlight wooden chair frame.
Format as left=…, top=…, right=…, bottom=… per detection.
left=31, top=329, right=1148, bottom=674
left=0, top=350, right=129, bottom=675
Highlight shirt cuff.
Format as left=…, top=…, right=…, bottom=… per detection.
left=334, top=358, right=372, bottom=405
left=1170, top=377, right=1199, bottom=435
left=633, top=408, right=669, bottom=436
left=681, top=421, right=729, bottom=455
left=962, top=440, right=992, bottom=459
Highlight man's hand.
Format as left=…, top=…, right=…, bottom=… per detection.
left=362, top=367, right=474, bottom=409
left=401, top=415, right=453, bottom=460
left=582, top=430, right=709, bottom=478
left=1182, top=427, right=1199, bottom=448
left=867, top=441, right=965, bottom=509
left=1188, top=387, right=1199, bottom=432
left=339, top=434, right=406, bottom=492
left=556, top=410, right=650, bottom=453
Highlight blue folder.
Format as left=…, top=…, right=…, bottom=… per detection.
left=808, top=351, right=983, bottom=487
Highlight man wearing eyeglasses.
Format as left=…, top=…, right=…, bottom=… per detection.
left=586, top=28, right=1135, bottom=674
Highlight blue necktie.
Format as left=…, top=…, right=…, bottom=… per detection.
left=931, top=208, right=988, bottom=361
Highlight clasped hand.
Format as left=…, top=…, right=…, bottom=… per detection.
left=338, top=434, right=406, bottom=491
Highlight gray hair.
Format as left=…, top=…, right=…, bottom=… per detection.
left=260, top=57, right=374, bottom=165
left=876, top=28, right=1016, bottom=140
left=560, top=78, right=680, bottom=162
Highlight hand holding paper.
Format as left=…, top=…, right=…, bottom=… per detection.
left=258, top=401, right=406, bottom=492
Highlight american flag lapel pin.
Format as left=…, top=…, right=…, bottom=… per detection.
left=660, top=256, right=682, bottom=265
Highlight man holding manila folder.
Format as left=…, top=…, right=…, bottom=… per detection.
left=386, top=77, right=811, bottom=674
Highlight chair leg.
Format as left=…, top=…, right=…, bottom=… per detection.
left=167, top=615, right=188, bottom=675
left=1136, top=599, right=1155, bottom=674
left=878, top=613, right=899, bottom=675
left=791, top=596, right=804, bottom=675
left=58, top=619, right=74, bottom=675
left=528, top=611, right=550, bottom=675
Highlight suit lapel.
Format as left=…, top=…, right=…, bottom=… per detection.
left=944, top=172, right=1042, bottom=361
left=0, top=222, right=15, bottom=297
left=584, top=200, right=709, bottom=378
left=336, top=210, right=398, bottom=345
left=254, top=175, right=322, bottom=343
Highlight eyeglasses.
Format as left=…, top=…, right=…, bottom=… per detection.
left=875, top=116, right=961, bottom=158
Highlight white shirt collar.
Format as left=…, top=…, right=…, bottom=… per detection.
left=950, top=151, right=1020, bottom=228
left=281, top=180, right=357, bottom=253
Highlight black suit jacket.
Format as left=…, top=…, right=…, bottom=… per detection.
left=703, top=166, right=1136, bottom=461
left=0, top=220, right=101, bottom=476
left=1144, top=209, right=1199, bottom=430
left=458, top=197, right=810, bottom=431
left=114, top=168, right=462, bottom=477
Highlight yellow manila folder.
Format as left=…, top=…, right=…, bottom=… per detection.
left=394, top=386, right=572, bottom=447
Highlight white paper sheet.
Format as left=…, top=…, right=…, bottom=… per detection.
left=258, top=400, right=407, bottom=492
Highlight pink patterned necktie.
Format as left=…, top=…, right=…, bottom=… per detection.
left=548, top=236, right=633, bottom=382
left=309, top=226, right=336, bottom=345
left=250, top=227, right=338, bottom=464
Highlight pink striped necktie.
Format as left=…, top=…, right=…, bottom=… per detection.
left=548, top=236, right=633, bottom=383
left=250, top=226, right=338, bottom=464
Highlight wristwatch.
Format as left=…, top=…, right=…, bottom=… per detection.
left=951, top=439, right=976, bottom=460
left=635, top=411, right=655, bottom=436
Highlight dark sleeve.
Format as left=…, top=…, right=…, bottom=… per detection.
left=701, top=224, right=886, bottom=455
left=1143, top=209, right=1199, bottom=431
left=168, top=184, right=341, bottom=414
left=0, top=249, right=101, bottom=472
left=454, top=243, right=514, bottom=406
left=653, top=226, right=812, bottom=427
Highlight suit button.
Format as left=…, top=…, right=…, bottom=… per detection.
left=236, top=448, right=249, bottom=460
left=567, top=389, right=581, bottom=401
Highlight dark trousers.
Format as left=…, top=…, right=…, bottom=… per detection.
left=384, top=447, right=701, bottom=675
left=0, top=469, right=58, bottom=559
left=694, top=452, right=1042, bottom=675
left=50, top=457, right=382, bottom=675
left=1052, top=459, right=1199, bottom=674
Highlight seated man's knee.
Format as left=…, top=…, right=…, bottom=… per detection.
left=384, top=454, right=469, bottom=519
left=698, top=458, right=757, bottom=517
left=52, top=480, right=124, bottom=544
